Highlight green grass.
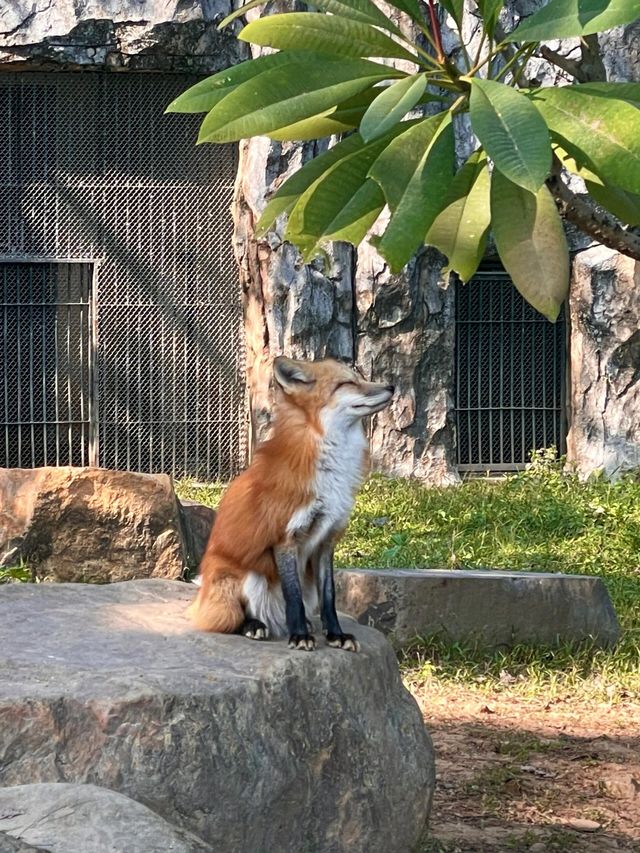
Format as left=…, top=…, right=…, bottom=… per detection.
left=0, top=560, right=31, bottom=584
left=176, top=450, right=640, bottom=699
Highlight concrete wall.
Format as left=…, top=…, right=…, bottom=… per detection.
left=2, top=0, right=639, bottom=481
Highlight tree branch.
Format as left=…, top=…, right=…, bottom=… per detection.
left=539, top=46, right=586, bottom=81
left=546, top=161, right=640, bottom=262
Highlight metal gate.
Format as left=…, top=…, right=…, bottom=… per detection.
left=1, top=261, right=94, bottom=467
left=455, top=269, right=566, bottom=471
left=0, top=72, right=246, bottom=480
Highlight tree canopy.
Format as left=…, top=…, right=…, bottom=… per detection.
left=168, top=0, right=640, bottom=321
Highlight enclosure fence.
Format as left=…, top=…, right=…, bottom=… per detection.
left=0, top=72, right=247, bottom=480
left=455, top=269, right=567, bottom=472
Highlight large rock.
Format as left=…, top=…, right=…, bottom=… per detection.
left=0, top=0, right=242, bottom=72
left=0, top=784, right=212, bottom=853
left=178, top=499, right=216, bottom=571
left=567, top=247, right=640, bottom=478
left=0, top=579, right=434, bottom=853
left=0, top=467, right=186, bottom=582
left=336, top=568, right=621, bottom=648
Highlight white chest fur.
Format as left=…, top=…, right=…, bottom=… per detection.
left=286, top=419, right=368, bottom=552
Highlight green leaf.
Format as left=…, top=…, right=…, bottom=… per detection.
left=491, top=169, right=569, bottom=322
left=586, top=180, right=640, bottom=226
left=505, top=0, right=640, bottom=42
left=468, top=77, right=551, bottom=193
left=166, top=52, right=316, bottom=114
left=569, top=81, right=640, bottom=107
left=323, top=179, right=386, bottom=243
left=555, top=145, right=640, bottom=226
left=220, top=0, right=402, bottom=34
left=425, top=150, right=491, bottom=281
left=218, top=0, right=268, bottom=30
left=439, top=0, right=465, bottom=28
left=369, top=113, right=455, bottom=271
left=197, top=58, right=396, bottom=143
left=286, top=128, right=408, bottom=257
left=239, top=13, right=418, bottom=62
left=385, top=0, right=424, bottom=22
left=533, top=87, right=640, bottom=195
left=267, top=110, right=360, bottom=141
left=256, top=134, right=367, bottom=236
left=476, top=0, right=504, bottom=36
left=360, top=74, right=427, bottom=142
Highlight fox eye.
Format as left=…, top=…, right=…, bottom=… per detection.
left=335, top=380, right=356, bottom=391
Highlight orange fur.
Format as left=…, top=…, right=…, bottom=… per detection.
left=189, top=357, right=386, bottom=633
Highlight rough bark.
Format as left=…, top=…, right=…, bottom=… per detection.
left=355, top=241, right=459, bottom=483
left=0, top=0, right=241, bottom=72
left=232, top=137, right=355, bottom=445
left=567, top=246, right=640, bottom=478
left=548, top=167, right=640, bottom=263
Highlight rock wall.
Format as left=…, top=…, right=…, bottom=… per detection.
left=233, top=135, right=356, bottom=444
left=0, top=0, right=242, bottom=72
left=567, top=247, right=640, bottom=478
left=2, top=1, right=640, bottom=481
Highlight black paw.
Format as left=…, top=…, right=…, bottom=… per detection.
left=242, top=618, right=269, bottom=640
left=326, top=632, right=359, bottom=652
left=288, top=633, right=316, bottom=651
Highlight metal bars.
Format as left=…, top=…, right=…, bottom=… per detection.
left=0, top=261, right=94, bottom=467
left=455, top=270, right=566, bottom=471
left=0, top=72, right=246, bottom=480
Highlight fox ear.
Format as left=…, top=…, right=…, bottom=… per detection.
left=273, top=357, right=315, bottom=391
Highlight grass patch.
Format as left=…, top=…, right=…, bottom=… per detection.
left=176, top=451, right=640, bottom=699
left=0, top=561, right=31, bottom=584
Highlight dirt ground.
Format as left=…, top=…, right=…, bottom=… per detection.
left=411, top=687, right=640, bottom=852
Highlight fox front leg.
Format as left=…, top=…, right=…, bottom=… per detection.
left=275, top=546, right=315, bottom=651
left=312, top=543, right=359, bottom=652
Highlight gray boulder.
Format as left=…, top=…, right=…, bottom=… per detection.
left=336, top=568, right=620, bottom=648
left=0, top=784, right=212, bottom=853
left=0, top=579, right=434, bottom=853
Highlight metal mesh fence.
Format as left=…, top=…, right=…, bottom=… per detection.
left=1, top=261, right=93, bottom=467
left=455, top=270, right=566, bottom=471
left=0, top=72, right=247, bottom=480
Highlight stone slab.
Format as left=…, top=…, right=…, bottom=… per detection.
left=0, top=580, right=433, bottom=853
left=0, top=783, right=212, bottom=853
left=335, top=568, right=621, bottom=648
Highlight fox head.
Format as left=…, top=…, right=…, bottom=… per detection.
left=273, top=357, right=394, bottom=429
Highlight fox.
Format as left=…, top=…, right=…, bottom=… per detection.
left=188, top=356, right=394, bottom=651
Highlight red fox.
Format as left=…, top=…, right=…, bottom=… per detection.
left=189, top=356, right=394, bottom=651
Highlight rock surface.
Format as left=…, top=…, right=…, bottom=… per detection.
left=0, top=467, right=186, bottom=582
left=0, top=784, right=212, bottom=853
left=335, top=568, right=621, bottom=648
left=178, top=499, right=216, bottom=571
left=567, top=247, right=640, bottom=479
left=0, top=0, right=243, bottom=72
left=0, top=579, right=434, bottom=853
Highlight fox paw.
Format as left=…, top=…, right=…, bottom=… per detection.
left=242, top=619, right=269, bottom=641
left=326, top=633, right=359, bottom=652
left=288, top=634, right=316, bottom=652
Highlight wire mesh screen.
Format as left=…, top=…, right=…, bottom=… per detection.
left=0, top=72, right=246, bottom=480
left=455, top=270, right=566, bottom=471
left=1, top=261, right=93, bottom=467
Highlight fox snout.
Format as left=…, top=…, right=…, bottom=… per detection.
left=357, top=382, right=394, bottom=415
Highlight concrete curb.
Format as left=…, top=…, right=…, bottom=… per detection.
left=335, top=568, right=621, bottom=649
